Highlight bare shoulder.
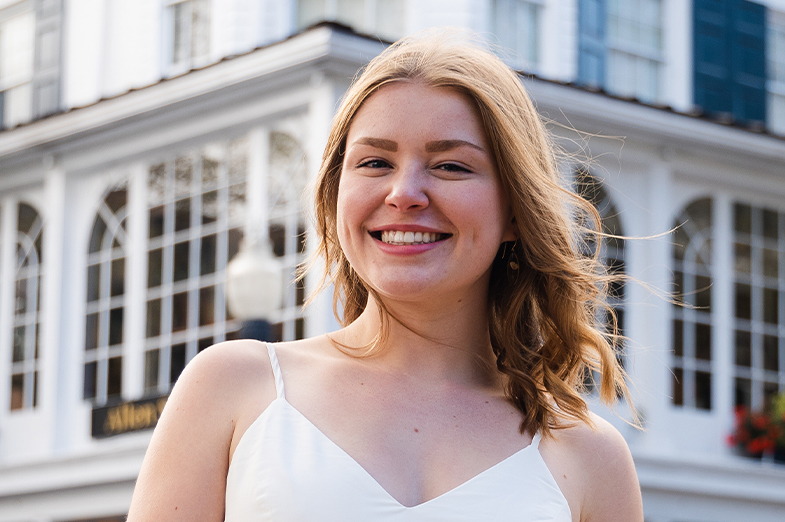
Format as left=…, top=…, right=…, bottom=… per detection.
left=539, top=413, right=643, bottom=522
left=127, top=339, right=275, bottom=522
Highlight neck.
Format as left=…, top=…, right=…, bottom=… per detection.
left=334, top=289, right=500, bottom=388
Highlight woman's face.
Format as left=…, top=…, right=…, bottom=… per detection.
left=337, top=82, right=516, bottom=304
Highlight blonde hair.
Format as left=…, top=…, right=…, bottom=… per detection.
left=310, top=29, right=627, bottom=437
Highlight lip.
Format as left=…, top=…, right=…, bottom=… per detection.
left=372, top=235, right=447, bottom=255
left=368, top=224, right=452, bottom=255
left=368, top=224, right=449, bottom=234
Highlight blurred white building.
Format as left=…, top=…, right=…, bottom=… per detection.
left=0, top=1, right=784, bottom=521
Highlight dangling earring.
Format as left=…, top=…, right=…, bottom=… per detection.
left=501, top=242, right=510, bottom=260
left=509, top=245, right=520, bottom=271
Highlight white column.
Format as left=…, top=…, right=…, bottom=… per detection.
left=0, top=199, right=18, bottom=440
left=662, top=0, right=693, bottom=111
left=712, top=192, right=734, bottom=452
left=246, top=127, right=271, bottom=245
left=305, top=72, right=342, bottom=337
left=125, top=164, right=149, bottom=400
left=633, top=156, right=674, bottom=453
left=41, top=166, right=66, bottom=453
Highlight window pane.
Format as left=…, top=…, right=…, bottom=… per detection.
left=10, top=373, right=24, bottom=410
left=198, top=337, right=213, bottom=352
left=202, top=190, right=218, bottom=225
left=763, top=248, right=779, bottom=278
left=83, top=361, right=97, bottom=400
left=172, top=292, right=188, bottom=332
left=200, top=234, right=216, bottom=275
left=695, top=323, right=711, bottom=361
left=763, top=209, right=778, bottom=239
left=763, top=287, right=778, bottom=324
left=695, top=275, right=711, bottom=310
left=228, top=228, right=242, bottom=262
left=735, top=377, right=752, bottom=407
left=202, top=157, right=219, bottom=188
left=14, top=278, right=26, bottom=314
left=109, top=307, right=123, bottom=345
left=764, top=381, right=780, bottom=409
left=12, top=326, right=25, bottom=362
left=110, top=258, right=125, bottom=297
left=735, top=283, right=751, bottom=319
left=175, top=198, right=191, bottom=232
left=107, top=356, right=122, bottom=397
left=695, top=371, right=712, bottom=410
left=144, top=349, right=160, bottom=392
left=734, top=243, right=751, bottom=273
left=149, top=206, right=165, bottom=238
left=87, top=264, right=100, bottom=302
left=735, top=330, right=751, bottom=367
left=149, top=164, right=167, bottom=204
left=735, top=203, right=752, bottom=234
left=174, top=242, right=190, bottom=282
left=85, top=313, right=99, bottom=351
left=146, top=299, right=161, bottom=338
left=672, top=367, right=684, bottom=406
left=199, top=286, right=214, bottom=326
left=148, top=248, right=163, bottom=288
left=673, top=320, right=684, bottom=357
left=763, top=334, right=779, bottom=371
left=170, top=343, right=187, bottom=385
left=175, top=157, right=192, bottom=197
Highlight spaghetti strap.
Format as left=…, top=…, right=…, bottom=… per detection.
left=265, top=343, right=285, bottom=399
left=530, top=432, right=542, bottom=450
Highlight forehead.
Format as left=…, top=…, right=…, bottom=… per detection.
left=345, top=82, right=489, bottom=145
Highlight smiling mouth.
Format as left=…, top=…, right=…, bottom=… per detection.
left=371, top=230, right=451, bottom=245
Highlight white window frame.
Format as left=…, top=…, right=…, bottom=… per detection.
left=0, top=8, right=35, bottom=129
left=605, top=0, right=664, bottom=103
left=162, top=0, right=211, bottom=77
left=767, top=11, right=785, bottom=136
left=491, top=0, right=543, bottom=72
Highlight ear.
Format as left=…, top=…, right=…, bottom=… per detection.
left=501, top=213, right=518, bottom=243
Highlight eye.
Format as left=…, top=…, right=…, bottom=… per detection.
left=357, top=159, right=392, bottom=169
left=434, top=163, right=471, bottom=173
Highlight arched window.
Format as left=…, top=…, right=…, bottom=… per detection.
left=84, top=188, right=127, bottom=404
left=10, top=202, right=43, bottom=410
left=144, top=140, right=245, bottom=393
left=733, top=203, right=785, bottom=410
left=268, top=132, right=308, bottom=341
left=575, top=171, right=626, bottom=391
left=672, top=198, right=713, bottom=410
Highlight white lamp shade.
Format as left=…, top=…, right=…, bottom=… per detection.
left=225, top=243, right=283, bottom=321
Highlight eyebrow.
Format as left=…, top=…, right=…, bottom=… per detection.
left=354, top=137, right=398, bottom=151
left=426, top=140, right=485, bottom=153
left=353, top=137, right=486, bottom=154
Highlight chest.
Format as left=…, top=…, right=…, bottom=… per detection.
left=283, top=373, right=532, bottom=507
left=225, top=399, right=571, bottom=521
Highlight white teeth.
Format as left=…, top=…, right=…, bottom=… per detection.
left=380, top=230, right=444, bottom=245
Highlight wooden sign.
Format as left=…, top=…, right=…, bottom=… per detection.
left=92, top=395, right=168, bottom=439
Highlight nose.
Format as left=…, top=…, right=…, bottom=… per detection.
left=385, top=164, right=429, bottom=212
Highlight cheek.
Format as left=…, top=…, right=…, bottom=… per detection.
left=335, top=176, right=368, bottom=252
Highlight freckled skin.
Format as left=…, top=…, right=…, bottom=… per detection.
left=337, top=82, right=517, bottom=306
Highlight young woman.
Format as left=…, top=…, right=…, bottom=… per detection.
left=127, top=30, right=644, bottom=522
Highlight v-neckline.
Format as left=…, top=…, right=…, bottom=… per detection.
left=277, top=396, right=539, bottom=510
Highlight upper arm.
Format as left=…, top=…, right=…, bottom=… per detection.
left=577, top=417, right=643, bottom=522
left=127, top=341, right=273, bottom=522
